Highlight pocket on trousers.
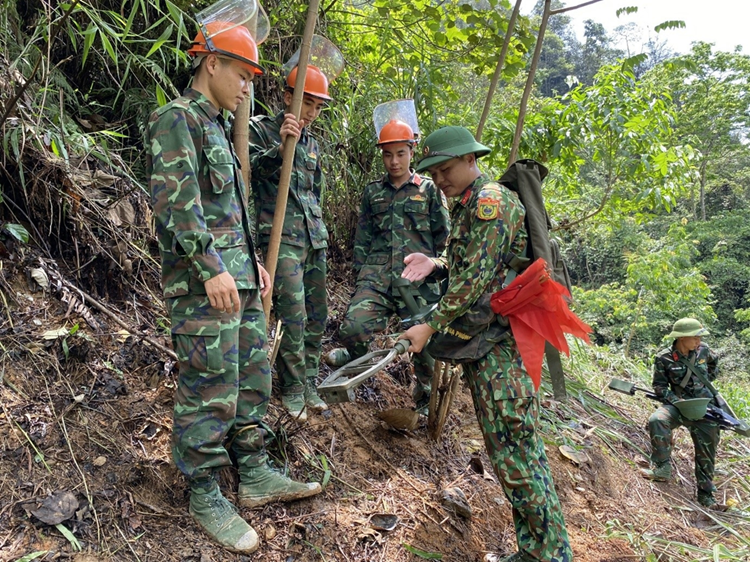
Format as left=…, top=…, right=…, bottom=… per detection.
left=172, top=333, right=223, bottom=374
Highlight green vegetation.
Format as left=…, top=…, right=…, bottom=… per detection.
left=2, top=1, right=750, bottom=559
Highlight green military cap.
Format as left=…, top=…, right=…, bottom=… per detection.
left=667, top=318, right=710, bottom=339
left=415, top=126, right=491, bottom=172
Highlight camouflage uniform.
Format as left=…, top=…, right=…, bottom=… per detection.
left=427, top=175, right=572, bottom=561
left=146, top=88, right=272, bottom=484
left=248, top=111, right=328, bottom=396
left=339, top=172, right=449, bottom=401
left=648, top=342, right=720, bottom=502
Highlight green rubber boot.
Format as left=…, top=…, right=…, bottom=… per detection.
left=323, top=348, right=351, bottom=367
left=189, top=483, right=258, bottom=553
left=238, top=462, right=322, bottom=509
left=304, top=379, right=328, bottom=412
left=639, top=462, right=672, bottom=482
left=281, top=393, right=307, bottom=421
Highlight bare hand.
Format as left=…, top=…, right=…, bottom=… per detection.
left=258, top=263, right=271, bottom=298
left=402, top=253, right=436, bottom=282
left=205, top=271, right=240, bottom=314
left=279, top=113, right=302, bottom=152
left=403, top=323, right=437, bottom=353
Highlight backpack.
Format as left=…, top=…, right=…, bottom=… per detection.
left=498, top=159, right=571, bottom=294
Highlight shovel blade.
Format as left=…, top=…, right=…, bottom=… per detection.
left=608, top=378, right=637, bottom=395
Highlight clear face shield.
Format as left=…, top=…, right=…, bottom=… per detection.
left=373, top=99, right=420, bottom=144
left=282, top=34, right=345, bottom=86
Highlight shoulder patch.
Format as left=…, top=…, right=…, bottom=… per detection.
left=477, top=197, right=500, bottom=220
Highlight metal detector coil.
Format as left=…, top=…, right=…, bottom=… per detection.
left=317, top=339, right=410, bottom=404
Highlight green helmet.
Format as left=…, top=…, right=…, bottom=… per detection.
left=673, top=397, right=711, bottom=421
left=415, top=126, right=490, bottom=173
left=667, top=318, right=709, bottom=339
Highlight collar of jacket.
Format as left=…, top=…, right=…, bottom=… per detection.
left=182, top=88, right=222, bottom=123
left=383, top=169, right=421, bottom=189
left=459, top=173, right=487, bottom=206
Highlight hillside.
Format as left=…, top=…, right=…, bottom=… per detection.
left=1, top=243, right=749, bottom=562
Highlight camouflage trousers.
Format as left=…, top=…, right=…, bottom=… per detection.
left=268, top=242, right=328, bottom=395
left=339, top=285, right=433, bottom=400
left=463, top=339, right=572, bottom=562
left=168, top=289, right=272, bottom=484
left=648, top=404, right=720, bottom=495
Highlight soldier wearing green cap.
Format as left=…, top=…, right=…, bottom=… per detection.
left=640, top=318, right=722, bottom=508
left=401, top=126, right=572, bottom=562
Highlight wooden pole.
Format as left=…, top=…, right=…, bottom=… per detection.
left=475, top=0, right=523, bottom=142
left=233, top=11, right=258, bottom=198
left=262, top=0, right=321, bottom=318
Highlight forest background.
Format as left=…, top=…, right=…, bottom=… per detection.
left=2, top=0, right=750, bottom=560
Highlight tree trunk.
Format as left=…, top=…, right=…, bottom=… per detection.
left=508, top=0, right=550, bottom=164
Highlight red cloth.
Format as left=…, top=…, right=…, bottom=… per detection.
left=490, top=258, right=591, bottom=390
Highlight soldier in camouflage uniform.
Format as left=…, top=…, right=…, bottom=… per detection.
left=325, top=119, right=450, bottom=412
left=146, top=23, right=320, bottom=554
left=402, top=127, right=572, bottom=562
left=640, top=318, right=721, bottom=508
left=248, top=65, right=332, bottom=421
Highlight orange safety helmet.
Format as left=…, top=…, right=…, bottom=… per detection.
left=286, top=65, right=332, bottom=101
left=377, top=119, right=416, bottom=147
left=188, top=22, right=264, bottom=76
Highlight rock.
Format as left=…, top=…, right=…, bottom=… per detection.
left=441, top=487, right=472, bottom=519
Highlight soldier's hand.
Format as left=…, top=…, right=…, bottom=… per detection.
left=279, top=113, right=302, bottom=152
left=205, top=271, right=240, bottom=314
left=403, top=323, right=437, bottom=353
left=258, top=263, right=271, bottom=299
left=402, top=253, right=436, bottom=282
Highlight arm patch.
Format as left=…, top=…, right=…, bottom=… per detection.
left=477, top=197, right=500, bottom=220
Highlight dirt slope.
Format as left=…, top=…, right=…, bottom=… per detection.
left=0, top=255, right=745, bottom=562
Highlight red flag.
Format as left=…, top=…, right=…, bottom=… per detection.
left=490, top=259, right=591, bottom=390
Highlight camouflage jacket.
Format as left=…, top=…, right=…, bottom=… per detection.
left=427, top=174, right=527, bottom=332
left=353, top=172, right=449, bottom=291
left=146, top=88, right=259, bottom=299
left=653, top=342, right=718, bottom=403
left=248, top=111, right=328, bottom=250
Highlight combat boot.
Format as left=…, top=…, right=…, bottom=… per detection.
left=281, top=393, right=307, bottom=421
left=640, top=462, right=672, bottom=482
left=324, top=348, right=351, bottom=367
left=698, top=491, right=717, bottom=508
left=189, top=483, right=258, bottom=553
left=238, top=462, right=322, bottom=508
left=304, top=379, right=328, bottom=412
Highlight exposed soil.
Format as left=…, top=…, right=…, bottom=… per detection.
left=0, top=244, right=748, bottom=562
left=3, top=14, right=750, bottom=562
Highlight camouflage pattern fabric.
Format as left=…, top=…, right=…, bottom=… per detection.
left=249, top=111, right=328, bottom=396
left=428, top=174, right=572, bottom=561
left=168, top=290, right=272, bottom=479
left=339, top=286, right=434, bottom=398
left=248, top=111, right=328, bottom=250
left=271, top=242, right=328, bottom=394
left=340, top=172, right=448, bottom=396
left=147, top=88, right=259, bottom=298
left=146, top=88, right=269, bottom=483
left=648, top=343, right=721, bottom=497
left=352, top=173, right=448, bottom=287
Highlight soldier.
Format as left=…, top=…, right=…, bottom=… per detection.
left=640, top=318, right=721, bottom=508
left=248, top=64, right=332, bottom=421
left=146, top=21, right=320, bottom=554
left=325, top=116, right=450, bottom=413
left=401, top=127, right=572, bottom=562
